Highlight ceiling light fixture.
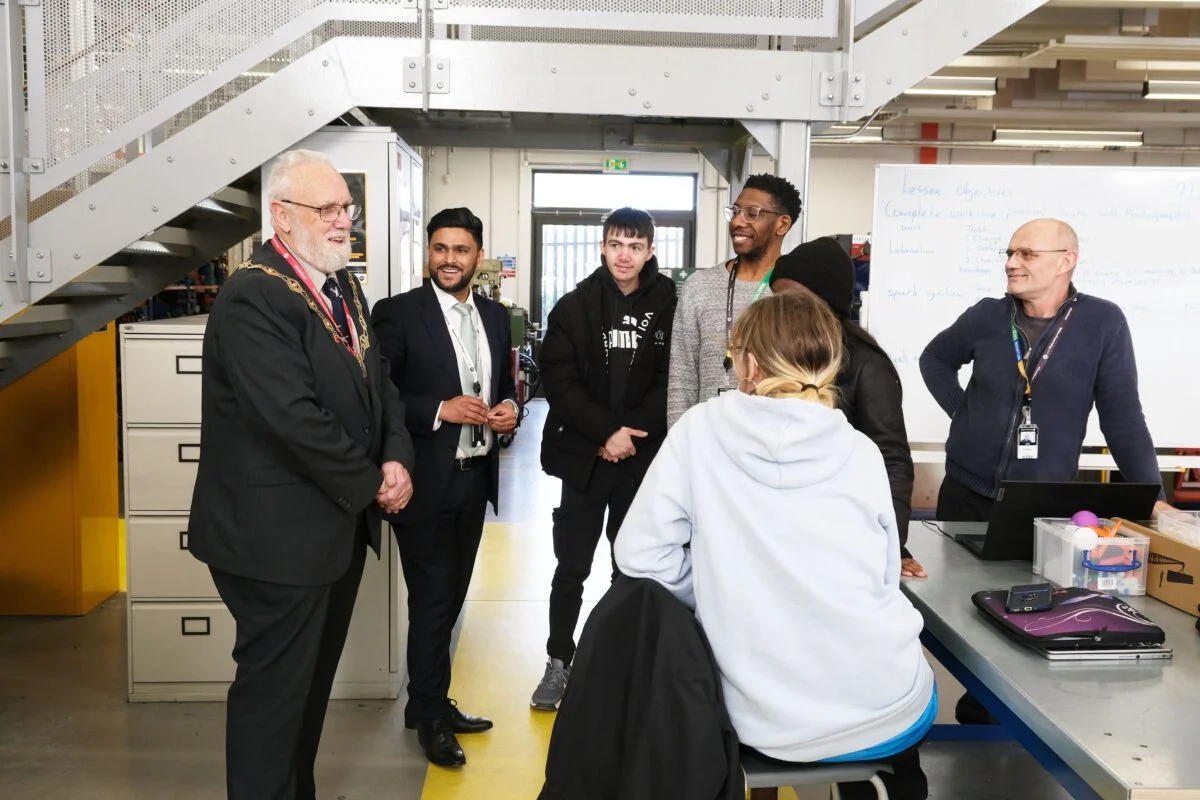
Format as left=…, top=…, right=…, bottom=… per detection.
left=991, top=129, right=1144, bottom=148
left=823, top=124, right=883, bottom=142
left=1143, top=80, right=1200, bottom=100
left=902, top=76, right=998, bottom=97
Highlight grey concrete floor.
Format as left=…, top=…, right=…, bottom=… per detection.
left=0, top=596, right=431, bottom=800
left=0, top=398, right=1073, bottom=799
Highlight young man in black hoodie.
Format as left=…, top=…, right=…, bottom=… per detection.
left=531, top=207, right=677, bottom=710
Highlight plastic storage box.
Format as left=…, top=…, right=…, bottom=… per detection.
left=1032, top=518, right=1149, bottom=596
left=1156, top=509, right=1200, bottom=545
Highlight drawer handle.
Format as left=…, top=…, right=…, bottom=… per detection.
left=179, top=531, right=189, bottom=550
left=175, top=355, right=202, bottom=374
left=177, top=443, right=201, bottom=463
left=181, top=616, right=210, bottom=636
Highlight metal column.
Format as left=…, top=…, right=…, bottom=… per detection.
left=1, top=0, right=28, bottom=309
left=774, top=121, right=811, bottom=252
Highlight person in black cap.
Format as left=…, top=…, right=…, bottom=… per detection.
left=770, top=236, right=925, bottom=580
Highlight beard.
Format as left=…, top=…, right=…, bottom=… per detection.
left=435, top=263, right=476, bottom=295
left=292, top=222, right=351, bottom=275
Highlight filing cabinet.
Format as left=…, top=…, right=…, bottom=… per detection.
left=120, top=316, right=406, bottom=702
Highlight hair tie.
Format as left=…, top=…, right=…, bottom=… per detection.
left=801, top=383, right=820, bottom=392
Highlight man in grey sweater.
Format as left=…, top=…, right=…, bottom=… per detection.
left=667, top=174, right=802, bottom=427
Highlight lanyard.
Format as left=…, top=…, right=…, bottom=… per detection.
left=270, top=235, right=357, bottom=355
left=1011, top=300, right=1075, bottom=400
left=447, top=304, right=484, bottom=397
left=723, top=259, right=773, bottom=369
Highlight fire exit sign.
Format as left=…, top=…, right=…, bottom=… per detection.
left=603, top=157, right=629, bottom=173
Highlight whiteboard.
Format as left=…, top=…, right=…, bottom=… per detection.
left=867, top=164, right=1200, bottom=449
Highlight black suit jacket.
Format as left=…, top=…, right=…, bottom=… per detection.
left=370, top=281, right=517, bottom=526
left=188, top=241, right=416, bottom=586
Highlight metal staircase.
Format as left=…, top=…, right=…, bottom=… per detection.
left=0, top=179, right=258, bottom=389
left=0, top=0, right=1049, bottom=391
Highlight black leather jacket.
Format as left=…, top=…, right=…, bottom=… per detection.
left=839, top=328, right=916, bottom=557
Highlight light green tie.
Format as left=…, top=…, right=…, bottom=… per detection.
left=452, top=303, right=482, bottom=455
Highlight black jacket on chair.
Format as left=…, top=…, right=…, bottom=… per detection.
left=538, top=259, right=676, bottom=493
left=369, top=281, right=517, bottom=525
left=188, top=241, right=415, bottom=587
left=539, top=576, right=743, bottom=800
left=838, top=329, right=916, bottom=556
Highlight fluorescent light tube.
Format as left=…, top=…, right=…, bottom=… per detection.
left=903, top=76, right=998, bottom=97
left=992, top=129, right=1143, bottom=148
left=1143, top=80, right=1200, bottom=100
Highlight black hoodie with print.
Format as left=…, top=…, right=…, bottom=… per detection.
left=538, top=256, right=677, bottom=493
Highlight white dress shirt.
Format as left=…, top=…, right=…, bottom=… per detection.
left=430, top=281, right=504, bottom=457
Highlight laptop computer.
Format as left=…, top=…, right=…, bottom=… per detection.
left=1034, top=645, right=1173, bottom=661
left=953, top=480, right=1161, bottom=561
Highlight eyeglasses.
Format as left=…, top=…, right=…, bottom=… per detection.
left=1000, top=248, right=1068, bottom=260
left=280, top=199, right=362, bottom=222
left=724, top=204, right=787, bottom=222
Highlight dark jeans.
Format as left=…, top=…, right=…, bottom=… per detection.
left=546, top=460, right=643, bottom=664
left=936, top=475, right=999, bottom=726
left=742, top=737, right=928, bottom=800
left=394, top=465, right=489, bottom=725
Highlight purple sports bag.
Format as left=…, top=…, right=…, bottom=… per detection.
left=971, top=587, right=1166, bottom=649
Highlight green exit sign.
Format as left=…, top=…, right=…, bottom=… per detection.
left=603, top=157, right=629, bottom=173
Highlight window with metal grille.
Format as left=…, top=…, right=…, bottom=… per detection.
left=532, top=171, right=696, bottom=328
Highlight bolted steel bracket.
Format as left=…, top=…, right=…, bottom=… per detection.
left=818, top=71, right=866, bottom=107
left=429, top=58, right=450, bottom=93
left=430, top=0, right=448, bottom=8
left=4, top=248, right=51, bottom=283
left=23, top=156, right=44, bottom=173
left=402, top=58, right=423, bottom=93
left=403, top=58, right=450, bottom=94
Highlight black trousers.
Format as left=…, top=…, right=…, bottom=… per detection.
left=209, top=525, right=368, bottom=800
left=935, top=475, right=995, bottom=523
left=935, top=475, right=999, bottom=725
left=394, top=465, right=489, bottom=725
left=546, top=460, right=643, bottom=664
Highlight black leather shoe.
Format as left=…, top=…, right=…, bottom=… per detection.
left=449, top=699, right=493, bottom=734
left=417, top=717, right=466, bottom=768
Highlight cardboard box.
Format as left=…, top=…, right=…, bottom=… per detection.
left=1117, top=518, right=1200, bottom=617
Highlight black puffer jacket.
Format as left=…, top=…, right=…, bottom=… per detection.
left=539, top=258, right=677, bottom=493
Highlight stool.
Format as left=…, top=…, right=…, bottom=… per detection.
left=741, top=751, right=892, bottom=800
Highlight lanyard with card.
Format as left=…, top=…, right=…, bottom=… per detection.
left=1012, top=299, right=1076, bottom=460
left=722, top=258, right=773, bottom=372
left=447, top=308, right=485, bottom=399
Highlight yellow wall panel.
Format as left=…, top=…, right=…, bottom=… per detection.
left=0, top=325, right=120, bottom=615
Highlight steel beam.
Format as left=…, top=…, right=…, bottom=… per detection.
left=854, top=0, right=1051, bottom=112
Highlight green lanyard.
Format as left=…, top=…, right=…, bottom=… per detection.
left=723, top=261, right=774, bottom=369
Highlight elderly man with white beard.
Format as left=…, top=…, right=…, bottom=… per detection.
left=188, top=148, right=416, bottom=800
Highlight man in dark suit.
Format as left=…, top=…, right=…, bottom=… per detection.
left=189, top=148, right=416, bottom=800
left=371, top=207, right=518, bottom=768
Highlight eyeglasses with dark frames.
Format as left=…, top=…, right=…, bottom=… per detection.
left=280, top=199, right=362, bottom=222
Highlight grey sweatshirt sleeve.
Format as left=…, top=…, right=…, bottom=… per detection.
left=666, top=275, right=701, bottom=429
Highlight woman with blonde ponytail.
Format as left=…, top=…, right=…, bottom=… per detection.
left=615, top=290, right=936, bottom=800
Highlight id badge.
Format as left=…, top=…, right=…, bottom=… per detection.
left=1017, top=404, right=1038, bottom=460
left=1017, top=424, right=1039, bottom=460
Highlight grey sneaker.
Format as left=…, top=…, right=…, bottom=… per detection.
left=530, top=657, right=570, bottom=710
